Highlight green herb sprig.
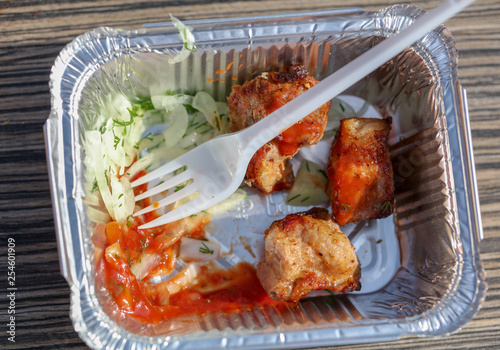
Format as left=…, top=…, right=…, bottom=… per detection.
left=199, top=242, right=214, bottom=255
left=382, top=201, right=393, bottom=214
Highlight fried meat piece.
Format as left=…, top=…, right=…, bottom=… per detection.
left=228, top=65, right=330, bottom=193
left=326, top=117, right=394, bottom=226
left=256, top=208, right=361, bottom=302
left=245, top=142, right=295, bottom=193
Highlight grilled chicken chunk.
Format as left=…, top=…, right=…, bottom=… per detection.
left=245, top=142, right=295, bottom=193
left=256, top=208, right=361, bottom=302
left=228, top=65, right=330, bottom=193
left=326, top=117, right=394, bottom=225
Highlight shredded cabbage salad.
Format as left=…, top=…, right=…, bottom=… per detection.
left=168, top=14, right=197, bottom=64
left=82, top=88, right=243, bottom=225
left=82, top=15, right=249, bottom=228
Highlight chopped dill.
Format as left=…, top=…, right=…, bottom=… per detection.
left=91, top=180, right=99, bottom=193
left=318, top=169, right=328, bottom=178
left=174, top=183, right=187, bottom=192
left=183, top=41, right=197, bottom=52
left=113, top=115, right=134, bottom=127
left=199, top=241, right=214, bottom=255
left=382, top=201, right=393, bottom=214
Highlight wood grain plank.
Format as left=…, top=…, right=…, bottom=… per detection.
left=0, top=1, right=498, bottom=349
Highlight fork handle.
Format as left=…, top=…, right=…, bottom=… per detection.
left=235, top=0, right=474, bottom=155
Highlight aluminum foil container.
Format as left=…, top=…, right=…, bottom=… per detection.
left=45, top=5, right=486, bottom=349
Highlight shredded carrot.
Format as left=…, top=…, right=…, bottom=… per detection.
left=214, top=61, right=236, bottom=75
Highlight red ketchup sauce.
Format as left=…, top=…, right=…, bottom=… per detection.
left=263, top=90, right=323, bottom=157
left=278, top=120, right=323, bottom=156
left=94, top=171, right=282, bottom=324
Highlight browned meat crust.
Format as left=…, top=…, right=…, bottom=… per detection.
left=256, top=208, right=361, bottom=302
left=326, top=117, right=394, bottom=225
left=228, top=65, right=330, bottom=193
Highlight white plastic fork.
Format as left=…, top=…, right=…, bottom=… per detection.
left=131, top=0, right=474, bottom=229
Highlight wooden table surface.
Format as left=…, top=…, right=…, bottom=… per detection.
left=1, top=0, right=498, bottom=349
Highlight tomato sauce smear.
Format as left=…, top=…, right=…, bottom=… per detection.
left=162, top=262, right=278, bottom=320
left=95, top=171, right=283, bottom=324
left=98, top=251, right=278, bottom=324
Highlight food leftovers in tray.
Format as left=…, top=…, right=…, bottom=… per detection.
left=85, top=62, right=394, bottom=324
left=46, top=7, right=486, bottom=348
